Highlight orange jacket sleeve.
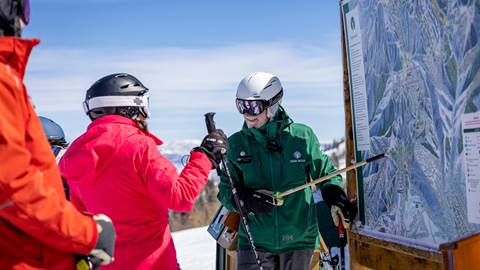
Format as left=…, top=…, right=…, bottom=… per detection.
left=0, top=68, right=98, bottom=254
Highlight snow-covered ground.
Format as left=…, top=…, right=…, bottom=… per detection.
left=172, top=226, right=350, bottom=270
left=172, top=226, right=217, bottom=270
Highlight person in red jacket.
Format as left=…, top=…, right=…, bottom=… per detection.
left=0, top=1, right=116, bottom=269
left=59, top=73, right=227, bottom=270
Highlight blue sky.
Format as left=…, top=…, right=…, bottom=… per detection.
left=23, top=0, right=345, bottom=143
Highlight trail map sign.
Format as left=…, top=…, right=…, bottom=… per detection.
left=342, top=0, right=480, bottom=248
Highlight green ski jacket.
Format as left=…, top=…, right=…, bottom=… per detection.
left=217, top=107, right=342, bottom=254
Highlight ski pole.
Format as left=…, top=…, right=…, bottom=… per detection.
left=267, top=153, right=386, bottom=206
left=204, top=112, right=264, bottom=270
left=338, top=220, right=346, bottom=270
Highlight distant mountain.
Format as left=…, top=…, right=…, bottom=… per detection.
left=159, top=138, right=346, bottom=174
left=159, top=139, right=200, bottom=169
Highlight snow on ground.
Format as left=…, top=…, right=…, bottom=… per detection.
left=172, top=226, right=216, bottom=270
left=172, top=227, right=351, bottom=270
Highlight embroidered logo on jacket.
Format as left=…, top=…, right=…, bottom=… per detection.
left=237, top=151, right=253, bottom=163
left=290, top=151, right=305, bottom=163
left=282, top=234, right=294, bottom=241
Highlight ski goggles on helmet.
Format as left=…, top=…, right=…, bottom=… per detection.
left=51, top=145, right=66, bottom=157
left=50, top=139, right=69, bottom=157
left=235, top=89, right=283, bottom=116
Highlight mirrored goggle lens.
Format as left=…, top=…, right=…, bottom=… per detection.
left=236, top=99, right=265, bottom=116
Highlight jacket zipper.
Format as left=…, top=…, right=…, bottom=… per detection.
left=277, top=135, right=285, bottom=253
left=268, top=150, right=279, bottom=253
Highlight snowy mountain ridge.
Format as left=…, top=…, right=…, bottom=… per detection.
left=159, top=138, right=346, bottom=169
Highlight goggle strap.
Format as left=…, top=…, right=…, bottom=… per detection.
left=265, top=89, right=283, bottom=107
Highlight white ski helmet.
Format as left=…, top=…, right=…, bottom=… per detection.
left=235, top=72, right=283, bottom=118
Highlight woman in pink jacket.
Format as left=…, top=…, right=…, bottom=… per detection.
left=59, top=73, right=227, bottom=270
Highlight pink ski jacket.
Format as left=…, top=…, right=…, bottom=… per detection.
left=59, top=115, right=211, bottom=270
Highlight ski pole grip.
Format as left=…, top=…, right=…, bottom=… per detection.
left=204, top=112, right=224, bottom=175
left=205, top=112, right=216, bottom=133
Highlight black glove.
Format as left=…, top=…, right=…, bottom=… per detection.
left=89, top=214, right=116, bottom=266
left=321, top=185, right=357, bottom=229
left=234, top=185, right=274, bottom=214
left=193, top=129, right=228, bottom=169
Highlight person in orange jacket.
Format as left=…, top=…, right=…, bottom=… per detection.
left=0, top=1, right=116, bottom=269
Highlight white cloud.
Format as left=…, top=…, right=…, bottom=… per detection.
left=26, top=42, right=342, bottom=111
left=26, top=42, right=345, bottom=141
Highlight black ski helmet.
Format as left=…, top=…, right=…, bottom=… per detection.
left=0, top=0, right=30, bottom=36
left=39, top=116, right=68, bottom=156
left=83, top=73, right=150, bottom=121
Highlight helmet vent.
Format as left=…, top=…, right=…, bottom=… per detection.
left=120, top=84, right=130, bottom=89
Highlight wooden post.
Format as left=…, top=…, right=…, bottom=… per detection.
left=339, top=1, right=356, bottom=202
left=339, top=2, right=360, bottom=268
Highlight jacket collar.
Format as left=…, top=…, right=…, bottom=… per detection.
left=0, top=37, right=40, bottom=80
left=241, top=106, right=293, bottom=143
left=88, top=115, right=163, bottom=145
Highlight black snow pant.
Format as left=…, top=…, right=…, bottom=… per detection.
left=237, top=249, right=313, bottom=270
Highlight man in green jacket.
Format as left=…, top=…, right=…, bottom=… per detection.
left=217, top=72, right=357, bottom=270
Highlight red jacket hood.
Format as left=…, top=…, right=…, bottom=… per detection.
left=0, top=37, right=39, bottom=80
left=60, top=115, right=162, bottom=184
